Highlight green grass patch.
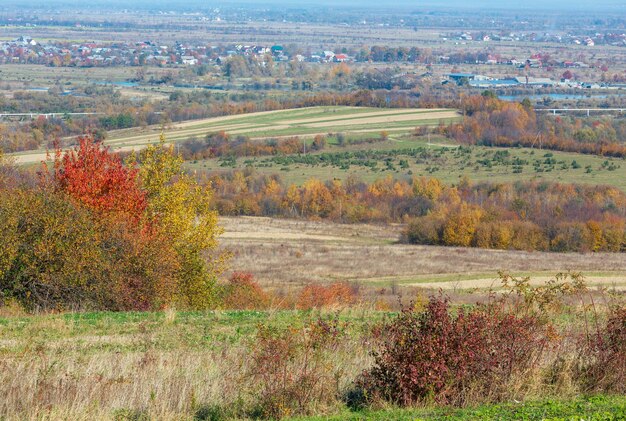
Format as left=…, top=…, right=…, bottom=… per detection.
left=185, top=136, right=626, bottom=192
left=296, top=395, right=626, bottom=420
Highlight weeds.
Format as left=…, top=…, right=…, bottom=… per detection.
left=242, top=317, right=348, bottom=419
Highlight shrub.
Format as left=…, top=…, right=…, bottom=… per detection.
left=221, top=272, right=270, bottom=310
left=244, top=318, right=347, bottom=419
left=577, top=306, right=626, bottom=394
left=404, top=214, right=444, bottom=245
left=296, top=282, right=356, bottom=309
left=360, top=296, right=548, bottom=407
left=2, top=136, right=225, bottom=312
left=0, top=189, right=178, bottom=311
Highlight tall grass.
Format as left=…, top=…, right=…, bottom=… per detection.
left=0, top=273, right=623, bottom=420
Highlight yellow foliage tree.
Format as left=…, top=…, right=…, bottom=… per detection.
left=136, top=136, right=227, bottom=309
left=442, top=203, right=484, bottom=247
left=413, top=176, right=444, bottom=201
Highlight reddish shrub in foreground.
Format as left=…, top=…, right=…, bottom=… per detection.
left=245, top=318, right=346, bottom=419
left=360, top=296, right=548, bottom=406
left=296, top=282, right=356, bottom=309
left=222, top=272, right=270, bottom=310
left=578, top=306, right=626, bottom=393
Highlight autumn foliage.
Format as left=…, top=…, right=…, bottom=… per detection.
left=209, top=170, right=626, bottom=253
left=359, top=296, right=548, bottom=406
left=1, top=136, right=225, bottom=311
left=51, top=136, right=147, bottom=220
left=296, top=282, right=356, bottom=309
left=448, top=95, right=626, bottom=158
left=222, top=272, right=270, bottom=310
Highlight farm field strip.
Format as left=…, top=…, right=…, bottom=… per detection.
left=9, top=106, right=460, bottom=164
left=104, top=107, right=459, bottom=143
left=301, top=111, right=459, bottom=128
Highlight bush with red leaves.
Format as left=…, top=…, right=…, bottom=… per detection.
left=296, top=282, right=356, bottom=309
left=359, top=296, right=548, bottom=407
left=222, top=272, right=270, bottom=310
left=51, top=136, right=147, bottom=221
left=578, top=306, right=626, bottom=393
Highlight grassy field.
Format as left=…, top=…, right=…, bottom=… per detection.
left=188, top=134, right=626, bottom=191
left=103, top=106, right=460, bottom=146
left=0, top=308, right=370, bottom=420
left=220, top=216, right=626, bottom=293
left=11, top=105, right=626, bottom=195
left=1, top=304, right=623, bottom=420
left=298, top=395, right=626, bottom=420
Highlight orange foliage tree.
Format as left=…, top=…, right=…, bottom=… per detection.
left=50, top=135, right=147, bottom=220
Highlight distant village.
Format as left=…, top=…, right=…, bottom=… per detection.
left=444, top=72, right=626, bottom=90
left=0, top=36, right=352, bottom=67
left=2, top=36, right=624, bottom=91
left=444, top=31, right=626, bottom=47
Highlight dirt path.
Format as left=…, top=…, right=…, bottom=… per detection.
left=408, top=276, right=626, bottom=290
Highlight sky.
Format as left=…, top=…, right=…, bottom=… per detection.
left=6, top=0, right=625, bottom=12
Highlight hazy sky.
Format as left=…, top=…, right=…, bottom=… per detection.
left=9, top=0, right=626, bottom=10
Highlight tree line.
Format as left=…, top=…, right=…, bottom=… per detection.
left=448, top=94, right=626, bottom=158
left=207, top=170, right=626, bottom=253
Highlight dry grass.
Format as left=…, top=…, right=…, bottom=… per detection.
left=1, top=350, right=225, bottom=420
left=221, top=216, right=626, bottom=290
left=0, top=310, right=372, bottom=420
left=1, top=216, right=623, bottom=420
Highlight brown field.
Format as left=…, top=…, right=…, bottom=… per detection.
left=220, top=216, right=626, bottom=291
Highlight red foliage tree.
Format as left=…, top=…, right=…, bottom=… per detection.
left=52, top=136, right=147, bottom=220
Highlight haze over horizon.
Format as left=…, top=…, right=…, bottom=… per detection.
left=6, top=0, right=625, bottom=12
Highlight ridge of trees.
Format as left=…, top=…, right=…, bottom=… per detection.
left=207, top=170, right=626, bottom=253
left=448, top=94, right=626, bottom=158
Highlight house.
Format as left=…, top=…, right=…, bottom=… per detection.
left=181, top=55, right=198, bottom=65
left=447, top=73, right=477, bottom=81
left=514, top=76, right=555, bottom=87
left=334, top=54, right=349, bottom=62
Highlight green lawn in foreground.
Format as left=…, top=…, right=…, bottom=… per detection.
left=0, top=309, right=384, bottom=355
left=296, top=395, right=626, bottom=421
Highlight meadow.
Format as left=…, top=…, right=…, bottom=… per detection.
left=1, top=6, right=625, bottom=419
left=106, top=106, right=460, bottom=146
left=188, top=133, right=626, bottom=191
left=1, top=275, right=624, bottom=420
left=218, top=216, right=626, bottom=308
left=12, top=104, right=612, bottom=190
